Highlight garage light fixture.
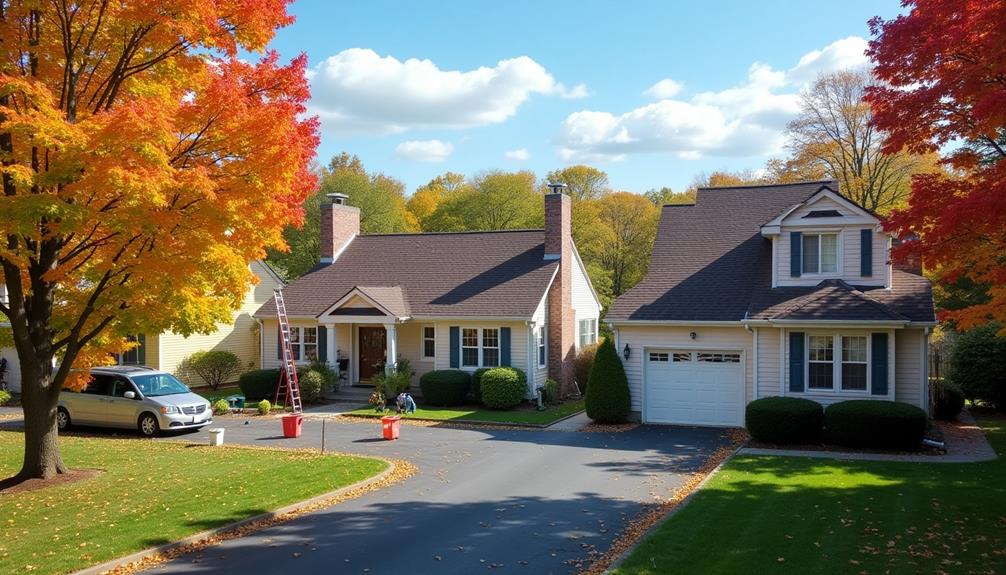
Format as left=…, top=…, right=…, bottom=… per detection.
left=623, top=344, right=630, bottom=360
left=689, top=331, right=697, bottom=340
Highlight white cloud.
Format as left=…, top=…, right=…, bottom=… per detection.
left=309, top=48, right=587, bottom=135
left=556, top=37, right=869, bottom=162
left=643, top=78, right=684, bottom=99
left=395, top=140, right=455, bottom=163
left=504, top=148, right=530, bottom=161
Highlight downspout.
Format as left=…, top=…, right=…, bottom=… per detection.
left=255, top=318, right=265, bottom=369
left=744, top=316, right=757, bottom=400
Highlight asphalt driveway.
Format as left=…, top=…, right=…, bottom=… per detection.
left=145, top=416, right=730, bottom=574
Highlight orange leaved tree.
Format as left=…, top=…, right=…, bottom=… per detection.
left=0, top=1, right=318, bottom=483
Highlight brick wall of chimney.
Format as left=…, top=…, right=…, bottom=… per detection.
left=545, top=193, right=575, bottom=394
left=320, top=202, right=361, bottom=262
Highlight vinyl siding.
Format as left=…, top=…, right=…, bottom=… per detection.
left=617, top=326, right=754, bottom=413
left=434, top=319, right=532, bottom=397
left=530, top=293, right=550, bottom=391
left=158, top=261, right=281, bottom=385
left=775, top=226, right=888, bottom=287
left=787, top=196, right=857, bottom=219
left=780, top=328, right=899, bottom=406
left=572, top=253, right=601, bottom=323
left=895, top=328, right=925, bottom=408
left=755, top=327, right=782, bottom=397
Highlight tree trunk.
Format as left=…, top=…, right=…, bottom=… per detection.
left=11, top=357, right=66, bottom=482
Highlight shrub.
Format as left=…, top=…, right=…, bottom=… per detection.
left=307, top=360, right=340, bottom=392
left=0, top=390, right=10, bottom=407
left=419, top=370, right=470, bottom=406
left=239, top=369, right=280, bottom=401
left=212, top=399, right=231, bottom=415
left=180, top=350, right=243, bottom=390
left=745, top=397, right=823, bottom=444
left=931, top=380, right=965, bottom=421
left=373, top=358, right=413, bottom=399
left=481, top=367, right=527, bottom=409
left=574, top=342, right=599, bottom=396
left=471, top=368, right=491, bottom=401
left=298, top=370, right=324, bottom=404
left=542, top=378, right=561, bottom=405
left=949, top=324, right=1006, bottom=410
left=585, top=337, right=631, bottom=423
left=257, top=399, right=272, bottom=416
left=825, top=400, right=928, bottom=450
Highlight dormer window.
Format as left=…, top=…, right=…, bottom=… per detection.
left=802, top=233, right=838, bottom=274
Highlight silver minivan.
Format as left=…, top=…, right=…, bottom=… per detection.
left=57, top=366, right=212, bottom=436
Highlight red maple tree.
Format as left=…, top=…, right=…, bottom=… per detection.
left=866, top=0, right=1006, bottom=331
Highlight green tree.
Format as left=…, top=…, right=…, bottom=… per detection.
left=644, top=186, right=696, bottom=206
left=544, top=165, right=609, bottom=201
left=425, top=170, right=543, bottom=231
left=585, top=337, right=631, bottom=423
left=407, top=172, right=468, bottom=230
left=588, top=192, right=660, bottom=296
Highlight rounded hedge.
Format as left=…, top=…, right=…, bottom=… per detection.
left=419, top=370, right=471, bottom=406
left=931, top=380, right=965, bottom=421
left=212, top=399, right=231, bottom=415
left=745, top=396, right=823, bottom=444
left=824, top=400, right=927, bottom=450
left=949, top=324, right=1006, bottom=410
left=238, top=369, right=280, bottom=401
left=0, top=390, right=10, bottom=407
left=299, top=370, right=324, bottom=404
left=480, top=367, right=527, bottom=409
left=471, top=367, right=491, bottom=401
left=257, top=399, right=272, bottom=415
left=574, top=343, right=599, bottom=396
left=585, top=337, right=631, bottom=423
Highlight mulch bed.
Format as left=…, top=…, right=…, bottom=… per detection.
left=0, top=467, right=103, bottom=495
left=744, top=439, right=943, bottom=456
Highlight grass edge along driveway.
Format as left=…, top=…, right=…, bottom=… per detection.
left=347, top=398, right=586, bottom=426
left=614, top=416, right=1006, bottom=575
left=0, top=432, right=388, bottom=575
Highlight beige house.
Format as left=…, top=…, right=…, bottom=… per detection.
left=0, top=260, right=283, bottom=392
left=606, top=181, right=936, bottom=427
left=254, top=192, right=602, bottom=398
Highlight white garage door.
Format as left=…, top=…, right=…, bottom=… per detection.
left=644, top=350, right=744, bottom=426
left=1, top=348, right=20, bottom=392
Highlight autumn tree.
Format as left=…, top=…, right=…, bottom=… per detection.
left=406, top=172, right=467, bottom=230
left=786, top=69, right=938, bottom=213
left=0, top=1, right=318, bottom=483
left=544, top=165, right=609, bottom=201
left=866, top=0, right=1006, bottom=331
left=644, top=186, right=696, bottom=206
left=689, top=170, right=765, bottom=189
left=586, top=192, right=659, bottom=296
left=424, top=170, right=543, bottom=231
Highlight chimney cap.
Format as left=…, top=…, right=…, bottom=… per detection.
left=546, top=182, right=567, bottom=195
left=327, top=192, right=349, bottom=205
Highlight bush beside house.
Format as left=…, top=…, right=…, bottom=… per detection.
left=825, top=400, right=927, bottom=450
left=746, top=397, right=824, bottom=444
left=419, top=370, right=470, bottom=406
left=0, top=390, right=10, bottom=406
left=239, top=369, right=279, bottom=400
left=574, top=343, right=598, bottom=396
left=931, top=380, right=965, bottom=421
left=542, top=378, right=560, bottom=405
left=179, top=350, right=244, bottom=390
left=471, top=367, right=491, bottom=402
left=299, top=370, right=324, bottom=404
left=585, top=338, right=630, bottom=423
left=949, top=324, right=1006, bottom=410
left=480, top=367, right=527, bottom=409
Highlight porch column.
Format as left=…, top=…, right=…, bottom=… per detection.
left=325, top=325, right=337, bottom=371
left=385, top=323, right=398, bottom=373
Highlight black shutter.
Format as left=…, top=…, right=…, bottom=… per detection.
left=861, top=229, right=873, bottom=277
left=449, top=327, right=460, bottom=368
left=789, top=332, right=805, bottom=392
left=871, top=333, right=889, bottom=395
left=318, top=325, right=327, bottom=363
left=500, top=327, right=511, bottom=367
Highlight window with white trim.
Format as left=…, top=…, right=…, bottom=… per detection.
left=422, top=325, right=435, bottom=359
left=284, top=327, right=318, bottom=362
left=461, top=328, right=479, bottom=367
left=482, top=328, right=500, bottom=367
left=841, top=336, right=868, bottom=391
left=807, top=335, right=834, bottom=389
left=648, top=352, right=669, bottom=362
left=460, top=327, right=501, bottom=368
left=537, top=325, right=546, bottom=368
left=802, top=233, right=838, bottom=274
left=578, top=319, right=597, bottom=348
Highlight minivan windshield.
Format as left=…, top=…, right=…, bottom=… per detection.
left=132, top=373, right=190, bottom=397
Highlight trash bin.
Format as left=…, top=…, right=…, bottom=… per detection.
left=282, top=414, right=303, bottom=438
left=227, top=395, right=246, bottom=409
left=208, top=428, right=225, bottom=446
left=381, top=415, right=401, bottom=440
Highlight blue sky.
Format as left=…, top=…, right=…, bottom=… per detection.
left=267, top=0, right=904, bottom=195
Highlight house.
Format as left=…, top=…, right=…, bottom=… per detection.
left=0, top=260, right=283, bottom=391
left=253, top=192, right=602, bottom=398
left=605, top=181, right=936, bottom=427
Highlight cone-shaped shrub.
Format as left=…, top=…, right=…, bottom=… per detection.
left=585, top=337, right=631, bottom=423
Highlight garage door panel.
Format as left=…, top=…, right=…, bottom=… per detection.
left=644, top=348, right=743, bottom=427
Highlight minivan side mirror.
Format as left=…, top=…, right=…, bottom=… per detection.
left=123, top=391, right=137, bottom=400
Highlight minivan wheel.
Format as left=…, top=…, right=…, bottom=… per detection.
left=138, top=413, right=160, bottom=437
left=56, top=407, right=71, bottom=431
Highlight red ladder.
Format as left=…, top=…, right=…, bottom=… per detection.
left=274, top=289, right=303, bottom=414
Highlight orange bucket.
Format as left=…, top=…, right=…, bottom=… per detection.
left=381, top=415, right=401, bottom=440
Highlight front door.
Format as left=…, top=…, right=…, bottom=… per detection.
left=358, top=326, right=387, bottom=382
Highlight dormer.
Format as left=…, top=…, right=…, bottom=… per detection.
left=760, top=186, right=890, bottom=289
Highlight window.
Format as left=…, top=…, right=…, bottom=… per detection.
left=286, top=327, right=318, bottom=362
left=697, top=352, right=741, bottom=363
left=537, top=325, right=546, bottom=367
left=116, top=334, right=144, bottom=365
left=302, top=327, right=318, bottom=361
left=482, top=328, right=500, bottom=367
left=112, top=379, right=137, bottom=398
left=672, top=352, right=693, bottom=362
left=82, top=375, right=113, bottom=395
left=422, top=326, right=436, bottom=359
left=649, top=352, right=669, bottom=362
left=461, top=328, right=479, bottom=367
left=802, top=233, right=838, bottom=274
left=808, top=335, right=834, bottom=389
left=578, top=319, right=598, bottom=348
left=841, top=336, right=868, bottom=391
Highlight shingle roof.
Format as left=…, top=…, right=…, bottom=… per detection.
left=256, top=230, right=558, bottom=319
left=606, top=180, right=936, bottom=324
left=345, top=286, right=411, bottom=317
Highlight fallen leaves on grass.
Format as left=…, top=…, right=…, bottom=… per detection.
left=100, top=458, right=418, bottom=575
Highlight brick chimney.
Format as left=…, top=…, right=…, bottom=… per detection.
left=891, top=235, right=923, bottom=276
left=544, top=187, right=575, bottom=394
left=320, top=193, right=360, bottom=264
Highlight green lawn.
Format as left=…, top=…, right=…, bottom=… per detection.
left=194, top=384, right=244, bottom=404
left=0, top=432, right=387, bottom=574
left=347, top=398, right=585, bottom=426
left=614, top=416, right=1006, bottom=574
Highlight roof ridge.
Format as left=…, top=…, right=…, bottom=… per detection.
left=696, top=179, right=836, bottom=191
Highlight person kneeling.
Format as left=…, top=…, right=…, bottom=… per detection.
left=396, top=392, right=416, bottom=414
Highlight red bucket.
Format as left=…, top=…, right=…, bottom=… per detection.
left=381, top=415, right=401, bottom=440
left=282, top=414, right=303, bottom=438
